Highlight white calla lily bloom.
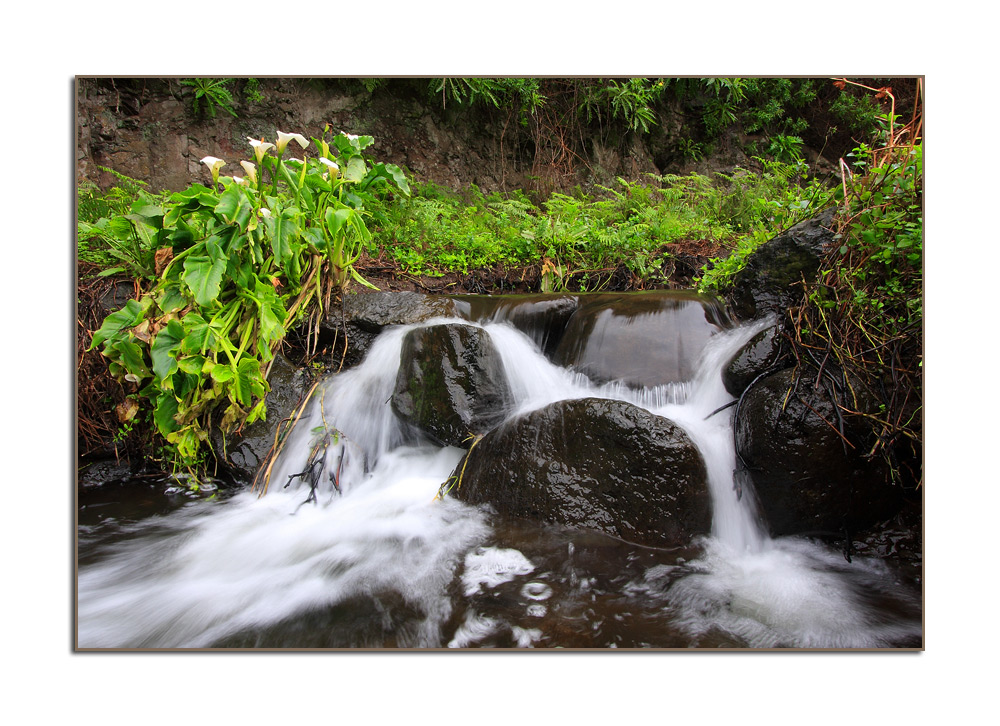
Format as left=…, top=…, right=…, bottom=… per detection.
left=233, top=176, right=246, bottom=186
left=201, top=156, right=226, bottom=185
left=240, top=160, right=258, bottom=185
left=319, top=157, right=339, bottom=174
left=259, top=208, right=272, bottom=218
left=276, top=131, right=310, bottom=154
left=247, top=137, right=276, bottom=163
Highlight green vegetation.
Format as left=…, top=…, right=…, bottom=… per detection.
left=792, top=80, right=923, bottom=485
left=86, top=128, right=408, bottom=480
left=366, top=160, right=830, bottom=292
left=180, top=78, right=238, bottom=119
left=79, top=77, right=922, bottom=487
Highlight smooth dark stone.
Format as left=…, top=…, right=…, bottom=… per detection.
left=722, top=323, right=785, bottom=395
left=392, top=323, right=513, bottom=447
left=728, top=207, right=837, bottom=321
left=452, top=397, right=710, bottom=547
left=734, top=368, right=903, bottom=537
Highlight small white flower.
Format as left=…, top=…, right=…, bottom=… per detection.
left=319, top=157, right=339, bottom=173
left=233, top=175, right=246, bottom=186
left=276, top=130, right=310, bottom=154
left=247, top=137, right=276, bottom=163
left=201, top=156, right=226, bottom=173
left=240, top=160, right=258, bottom=185
left=345, top=133, right=359, bottom=141
left=259, top=208, right=272, bottom=218
left=201, top=156, right=226, bottom=185
left=284, top=157, right=304, bottom=166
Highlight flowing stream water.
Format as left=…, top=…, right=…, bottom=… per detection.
left=78, top=305, right=921, bottom=649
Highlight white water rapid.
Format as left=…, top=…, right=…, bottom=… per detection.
left=78, top=312, right=920, bottom=649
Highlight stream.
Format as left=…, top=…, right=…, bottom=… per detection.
left=77, top=295, right=921, bottom=649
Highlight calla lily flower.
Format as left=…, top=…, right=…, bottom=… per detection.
left=201, top=156, right=226, bottom=185
left=232, top=176, right=247, bottom=186
left=247, top=137, right=276, bottom=163
left=319, top=157, right=339, bottom=174
left=276, top=130, right=309, bottom=154
left=259, top=208, right=272, bottom=219
left=240, top=160, right=258, bottom=185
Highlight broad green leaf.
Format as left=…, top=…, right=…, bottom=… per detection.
left=215, top=186, right=254, bottom=231
left=211, top=365, right=235, bottom=384
left=153, top=392, right=180, bottom=435
left=182, top=254, right=227, bottom=306
left=232, top=357, right=262, bottom=406
left=325, top=207, right=352, bottom=240
left=180, top=313, right=213, bottom=354
left=111, top=339, right=151, bottom=380
left=214, top=186, right=241, bottom=219
left=344, top=157, right=367, bottom=183
left=178, top=355, right=206, bottom=374
left=150, top=318, right=185, bottom=381
left=264, top=211, right=299, bottom=266
left=91, top=299, right=145, bottom=349
left=367, top=163, right=411, bottom=196
left=157, top=283, right=188, bottom=313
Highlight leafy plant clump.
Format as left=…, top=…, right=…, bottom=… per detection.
left=180, top=78, right=238, bottom=119
left=367, top=160, right=832, bottom=294
left=88, top=128, right=409, bottom=482
left=792, top=80, right=923, bottom=488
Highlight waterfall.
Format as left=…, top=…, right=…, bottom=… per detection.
left=77, top=301, right=920, bottom=649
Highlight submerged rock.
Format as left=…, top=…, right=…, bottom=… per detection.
left=734, top=368, right=903, bottom=537
left=553, top=291, right=730, bottom=387
left=451, top=397, right=710, bottom=547
left=728, top=207, right=837, bottom=321
left=392, top=323, right=513, bottom=447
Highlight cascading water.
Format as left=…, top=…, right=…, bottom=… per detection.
left=77, top=301, right=920, bottom=649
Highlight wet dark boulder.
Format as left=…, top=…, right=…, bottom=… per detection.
left=318, top=292, right=465, bottom=369
left=392, top=323, right=513, bottom=447
left=722, top=323, right=786, bottom=396
left=451, top=398, right=711, bottom=547
left=344, top=291, right=463, bottom=332
left=728, top=207, right=837, bottom=321
left=734, top=368, right=903, bottom=537
left=553, top=291, right=730, bottom=387
left=211, top=354, right=312, bottom=483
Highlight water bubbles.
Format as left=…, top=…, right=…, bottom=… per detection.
left=520, top=581, right=553, bottom=601
left=461, top=547, right=535, bottom=596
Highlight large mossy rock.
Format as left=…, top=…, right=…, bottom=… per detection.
left=391, top=323, right=513, bottom=447
left=553, top=291, right=730, bottom=388
left=452, top=398, right=710, bottom=547
left=728, top=207, right=837, bottom=321
left=211, top=354, right=311, bottom=483
left=734, top=368, right=903, bottom=536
